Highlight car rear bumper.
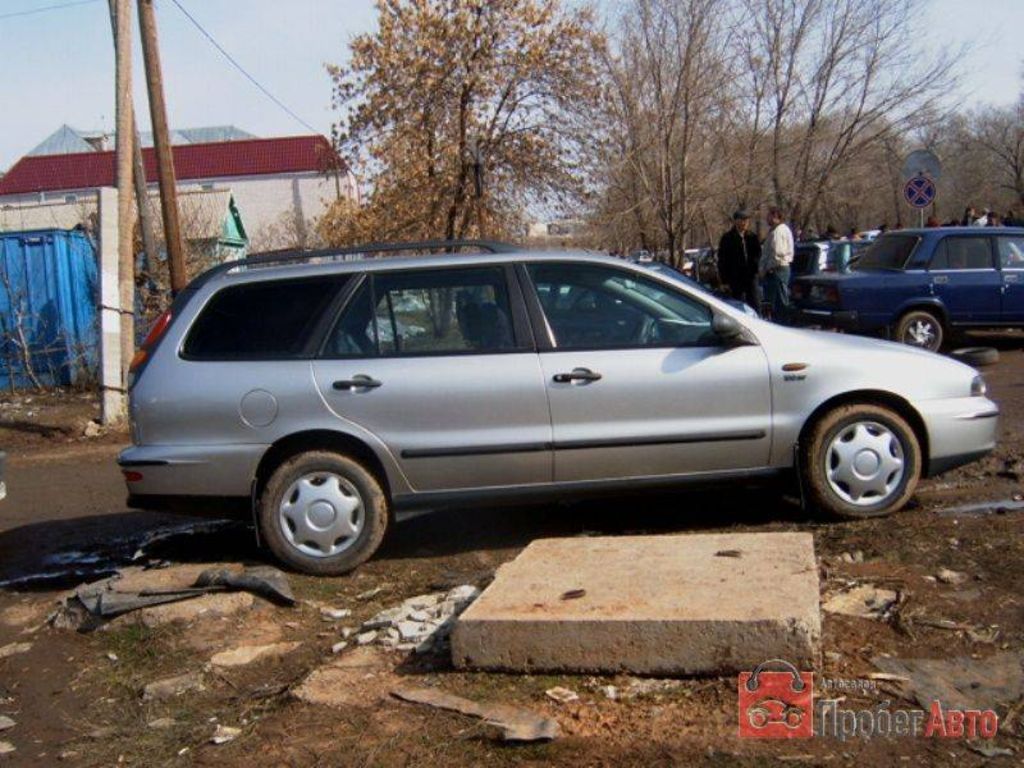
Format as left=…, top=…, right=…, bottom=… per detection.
left=118, top=443, right=267, bottom=499
left=918, top=396, right=999, bottom=477
left=794, top=307, right=860, bottom=329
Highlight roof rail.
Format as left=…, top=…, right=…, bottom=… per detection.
left=185, top=239, right=521, bottom=292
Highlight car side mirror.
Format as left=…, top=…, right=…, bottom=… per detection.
left=712, top=313, right=743, bottom=340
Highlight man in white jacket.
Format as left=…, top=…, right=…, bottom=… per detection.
left=759, top=207, right=794, bottom=322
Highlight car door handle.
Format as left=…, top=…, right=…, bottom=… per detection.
left=333, top=375, right=382, bottom=391
left=553, top=367, right=602, bottom=384
left=933, top=275, right=949, bottom=285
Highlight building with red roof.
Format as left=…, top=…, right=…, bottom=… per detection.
left=0, top=131, right=357, bottom=249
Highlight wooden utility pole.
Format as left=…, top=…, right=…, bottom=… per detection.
left=111, top=0, right=135, bottom=386
left=138, top=0, right=186, bottom=293
left=132, top=121, right=159, bottom=277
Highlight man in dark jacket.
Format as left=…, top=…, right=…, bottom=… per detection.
left=716, top=210, right=761, bottom=307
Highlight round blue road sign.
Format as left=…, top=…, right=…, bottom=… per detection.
left=904, top=175, right=936, bottom=209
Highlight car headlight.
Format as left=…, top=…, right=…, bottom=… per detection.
left=971, top=375, right=987, bottom=397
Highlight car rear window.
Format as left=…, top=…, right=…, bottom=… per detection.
left=853, top=235, right=919, bottom=271
left=183, top=277, right=346, bottom=360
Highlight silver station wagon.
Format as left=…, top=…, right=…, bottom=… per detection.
left=120, top=241, right=998, bottom=574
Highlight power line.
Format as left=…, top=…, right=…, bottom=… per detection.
left=167, top=0, right=321, bottom=135
left=0, top=0, right=101, bottom=21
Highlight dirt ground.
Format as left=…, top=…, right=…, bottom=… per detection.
left=0, top=333, right=1022, bottom=766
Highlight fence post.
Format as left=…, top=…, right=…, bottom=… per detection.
left=98, top=187, right=126, bottom=424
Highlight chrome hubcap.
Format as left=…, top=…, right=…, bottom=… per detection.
left=279, top=473, right=363, bottom=558
left=826, top=421, right=905, bottom=506
left=904, top=319, right=937, bottom=349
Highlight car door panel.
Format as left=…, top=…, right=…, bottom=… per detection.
left=928, top=236, right=1001, bottom=324
left=539, top=346, right=771, bottom=482
left=997, top=235, right=1024, bottom=322
left=524, top=261, right=772, bottom=483
left=312, top=355, right=552, bottom=491
left=313, top=267, right=552, bottom=493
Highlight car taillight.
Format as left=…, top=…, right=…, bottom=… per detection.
left=129, top=309, right=172, bottom=373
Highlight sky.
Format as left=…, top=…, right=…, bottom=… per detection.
left=0, top=0, right=1020, bottom=171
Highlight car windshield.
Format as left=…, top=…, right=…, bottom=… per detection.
left=852, top=235, right=918, bottom=271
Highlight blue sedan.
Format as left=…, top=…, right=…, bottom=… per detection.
left=792, top=227, right=1024, bottom=351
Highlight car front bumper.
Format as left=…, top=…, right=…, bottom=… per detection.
left=918, top=396, right=999, bottom=477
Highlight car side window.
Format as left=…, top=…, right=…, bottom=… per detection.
left=930, top=237, right=993, bottom=271
left=324, top=267, right=517, bottom=357
left=526, top=262, right=715, bottom=350
left=183, top=277, right=346, bottom=360
left=997, top=236, right=1024, bottom=269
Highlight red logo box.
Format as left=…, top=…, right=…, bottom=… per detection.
left=739, top=659, right=813, bottom=739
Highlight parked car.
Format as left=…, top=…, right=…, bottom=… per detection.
left=791, top=240, right=870, bottom=279
left=792, top=227, right=1024, bottom=351
left=120, top=240, right=998, bottom=575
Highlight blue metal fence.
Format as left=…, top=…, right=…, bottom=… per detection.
left=0, top=229, right=98, bottom=389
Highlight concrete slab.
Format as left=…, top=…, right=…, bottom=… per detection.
left=452, top=532, right=820, bottom=675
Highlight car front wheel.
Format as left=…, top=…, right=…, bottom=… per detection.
left=801, top=404, right=921, bottom=520
left=258, top=450, right=389, bottom=575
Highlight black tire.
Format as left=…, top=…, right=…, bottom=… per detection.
left=895, top=309, right=944, bottom=352
left=950, top=346, right=1000, bottom=367
left=258, top=450, right=388, bottom=575
left=801, top=404, right=921, bottom=521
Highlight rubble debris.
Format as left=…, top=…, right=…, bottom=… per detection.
left=0, top=716, right=13, bottom=731
left=968, top=743, right=1014, bottom=758
left=147, top=718, right=177, bottom=730
left=142, top=672, right=205, bottom=701
left=320, top=607, right=351, bottom=621
left=936, top=568, right=968, bottom=585
left=619, top=678, right=684, bottom=699
left=356, top=586, right=386, bottom=601
left=50, top=565, right=294, bottom=632
left=0, top=642, right=31, bottom=659
left=211, top=724, right=241, bottom=745
left=82, top=420, right=102, bottom=438
left=822, top=584, right=898, bottom=619
left=391, top=685, right=560, bottom=742
left=355, top=585, right=480, bottom=654
left=0, top=741, right=14, bottom=756
left=599, top=685, right=618, bottom=700
left=873, top=652, right=1024, bottom=711
left=937, top=498, right=1024, bottom=517
left=545, top=686, right=580, bottom=704
left=209, top=641, right=301, bottom=668
left=331, top=641, right=348, bottom=654
left=838, top=551, right=864, bottom=564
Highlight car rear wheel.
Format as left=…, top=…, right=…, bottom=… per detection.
left=258, top=450, right=388, bottom=575
left=801, top=404, right=921, bottom=520
left=895, top=309, right=943, bottom=351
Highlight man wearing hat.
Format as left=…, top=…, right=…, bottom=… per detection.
left=716, top=210, right=761, bottom=308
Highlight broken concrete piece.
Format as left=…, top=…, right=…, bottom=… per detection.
left=320, top=607, right=351, bottom=621
left=545, top=686, right=579, bottom=704
left=209, top=641, right=301, bottom=668
left=134, top=593, right=254, bottom=627
left=142, top=672, right=205, bottom=701
left=211, top=724, right=241, bottom=745
left=391, top=685, right=559, bottom=742
left=331, top=641, right=348, bottom=654
left=355, top=630, right=378, bottom=646
left=936, top=568, right=968, bottom=585
left=0, top=642, right=31, bottom=660
left=293, top=647, right=391, bottom=708
left=873, top=652, right=1024, bottom=711
left=822, top=584, right=898, bottom=619
left=453, top=533, right=820, bottom=675
left=0, top=716, right=13, bottom=731
left=357, top=585, right=480, bottom=653
left=0, top=741, right=13, bottom=755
